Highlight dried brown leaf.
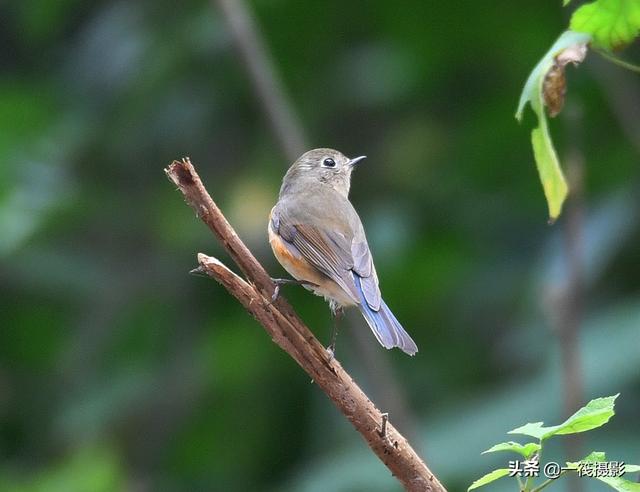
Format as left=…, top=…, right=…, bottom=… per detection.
left=543, top=42, right=589, bottom=117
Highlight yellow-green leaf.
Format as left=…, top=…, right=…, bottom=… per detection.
left=531, top=122, right=567, bottom=220
left=468, top=469, right=510, bottom=491
left=567, top=452, right=640, bottom=492
left=509, top=395, right=618, bottom=440
left=516, top=30, right=591, bottom=220
left=570, top=0, right=640, bottom=49
left=508, top=421, right=548, bottom=440
left=597, top=476, right=640, bottom=492
left=482, top=441, right=541, bottom=458
left=566, top=451, right=607, bottom=468
left=552, top=394, right=618, bottom=436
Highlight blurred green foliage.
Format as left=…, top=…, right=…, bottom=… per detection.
left=0, top=1, right=639, bottom=491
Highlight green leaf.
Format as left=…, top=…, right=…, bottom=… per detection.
left=482, top=441, right=541, bottom=459
left=531, top=122, right=567, bottom=220
left=468, top=469, right=511, bottom=491
left=570, top=0, right=640, bottom=49
left=566, top=452, right=640, bottom=491
left=566, top=451, right=607, bottom=468
left=509, top=394, right=618, bottom=440
left=515, top=30, right=591, bottom=220
left=567, top=451, right=640, bottom=471
left=508, top=421, right=548, bottom=440
left=597, top=476, right=640, bottom=492
left=551, top=394, right=618, bottom=436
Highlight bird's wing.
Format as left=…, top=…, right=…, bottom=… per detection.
left=350, top=236, right=381, bottom=311
left=272, top=206, right=361, bottom=303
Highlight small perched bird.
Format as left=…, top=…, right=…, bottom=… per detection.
left=268, top=148, right=418, bottom=356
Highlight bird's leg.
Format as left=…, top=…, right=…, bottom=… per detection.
left=270, top=278, right=316, bottom=302
left=327, top=304, right=343, bottom=361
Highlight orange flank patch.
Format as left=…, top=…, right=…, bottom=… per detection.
left=268, top=220, right=357, bottom=307
left=269, top=226, right=319, bottom=284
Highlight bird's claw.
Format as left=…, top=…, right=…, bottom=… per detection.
left=269, top=278, right=292, bottom=303
left=271, top=284, right=281, bottom=303
left=326, top=344, right=335, bottom=362
left=269, top=277, right=317, bottom=303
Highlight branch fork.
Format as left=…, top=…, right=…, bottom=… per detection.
left=165, top=157, right=446, bottom=492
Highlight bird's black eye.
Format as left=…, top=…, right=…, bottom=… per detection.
left=322, top=158, right=336, bottom=168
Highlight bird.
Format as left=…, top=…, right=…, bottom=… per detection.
left=268, top=148, right=418, bottom=356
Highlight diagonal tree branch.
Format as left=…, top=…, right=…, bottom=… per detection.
left=165, top=157, right=446, bottom=492
left=212, top=0, right=419, bottom=443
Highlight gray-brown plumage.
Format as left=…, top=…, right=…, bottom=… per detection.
left=268, top=148, right=418, bottom=355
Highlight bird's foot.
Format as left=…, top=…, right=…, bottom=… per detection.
left=270, top=278, right=316, bottom=302
left=326, top=343, right=335, bottom=362
left=325, top=308, right=342, bottom=362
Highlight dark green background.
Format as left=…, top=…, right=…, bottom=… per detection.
left=1, top=1, right=639, bottom=491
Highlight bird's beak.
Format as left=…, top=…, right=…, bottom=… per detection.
left=348, top=156, right=367, bottom=167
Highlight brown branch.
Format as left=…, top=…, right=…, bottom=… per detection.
left=165, top=157, right=446, bottom=492
left=212, top=0, right=420, bottom=444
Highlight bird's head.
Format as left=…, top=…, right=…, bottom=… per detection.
left=281, top=148, right=366, bottom=198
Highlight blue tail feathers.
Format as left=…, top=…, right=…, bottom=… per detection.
left=355, top=281, right=418, bottom=356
